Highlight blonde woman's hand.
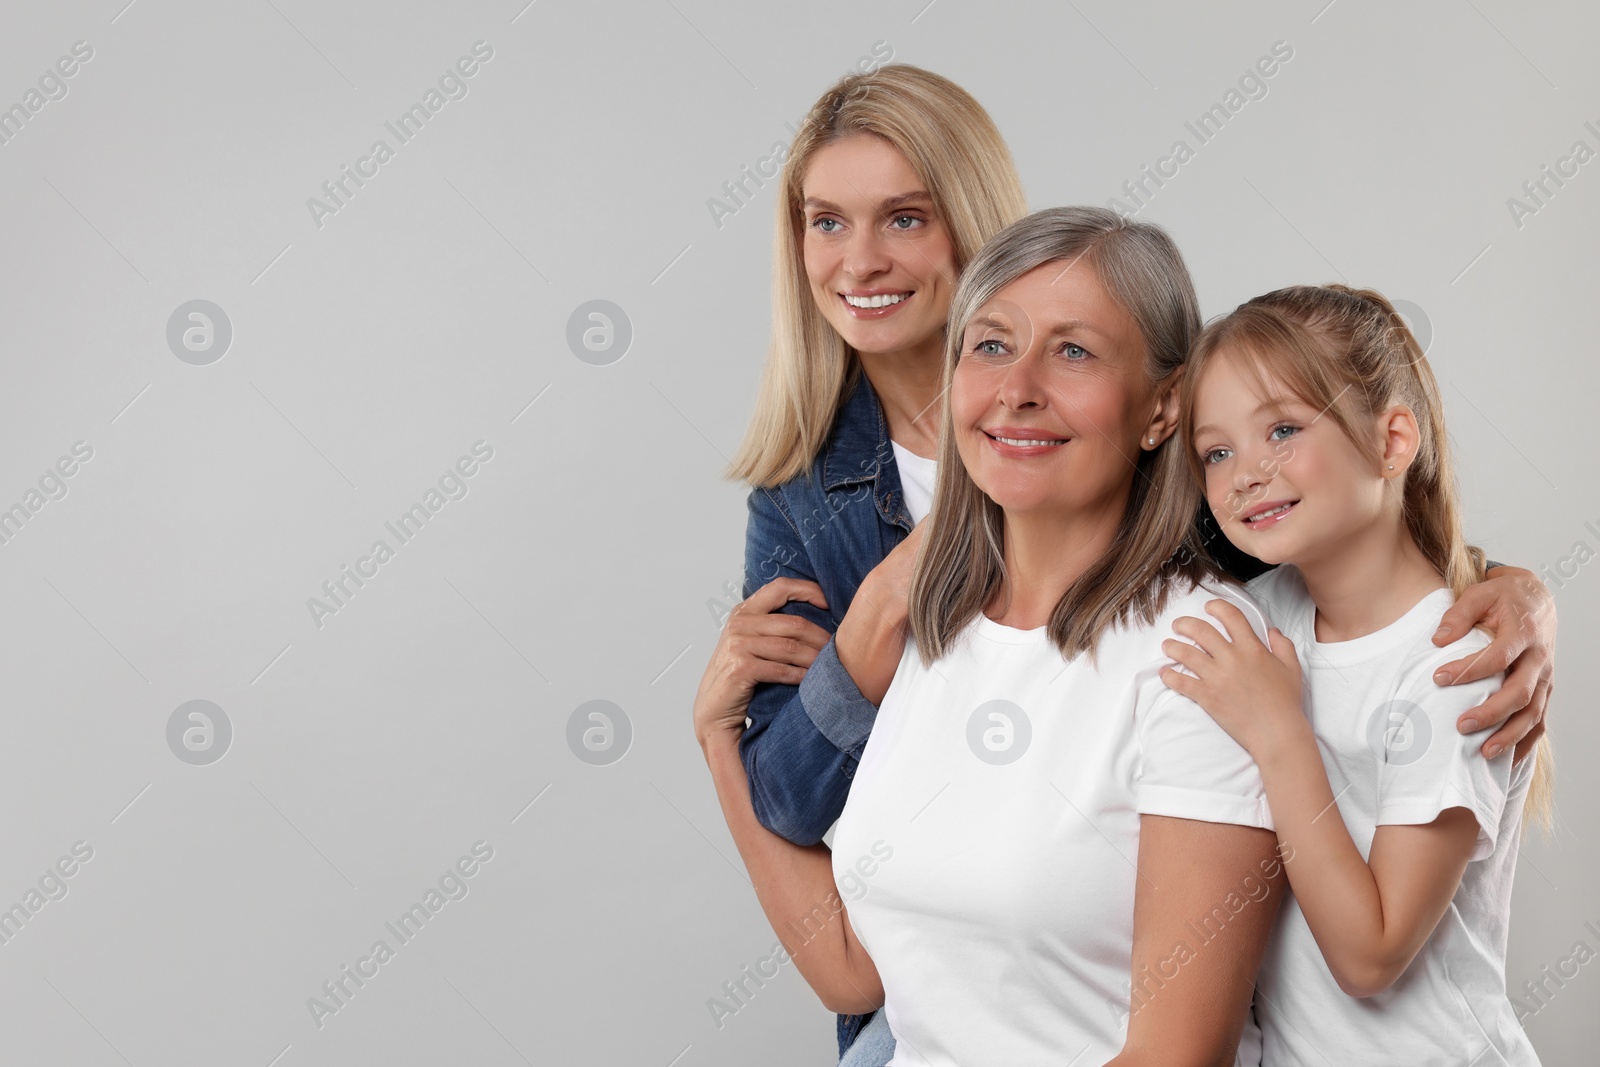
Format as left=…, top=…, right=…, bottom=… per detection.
left=693, top=578, right=831, bottom=748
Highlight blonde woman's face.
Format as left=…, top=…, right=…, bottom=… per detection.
left=951, top=260, right=1158, bottom=521
left=799, top=133, right=958, bottom=360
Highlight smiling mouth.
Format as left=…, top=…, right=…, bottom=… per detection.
left=1243, top=501, right=1299, bottom=524
left=841, top=291, right=913, bottom=309
left=984, top=430, right=1070, bottom=446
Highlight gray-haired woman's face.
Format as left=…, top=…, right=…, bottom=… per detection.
left=951, top=259, right=1163, bottom=521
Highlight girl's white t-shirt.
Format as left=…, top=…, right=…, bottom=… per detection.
left=889, top=440, right=936, bottom=525
left=830, top=577, right=1276, bottom=1066
left=1244, top=564, right=1539, bottom=1067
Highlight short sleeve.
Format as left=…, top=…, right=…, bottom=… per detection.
left=1374, top=637, right=1513, bottom=861
left=1135, top=583, right=1275, bottom=831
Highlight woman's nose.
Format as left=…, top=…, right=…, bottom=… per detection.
left=997, top=346, right=1047, bottom=408
left=843, top=228, right=893, bottom=279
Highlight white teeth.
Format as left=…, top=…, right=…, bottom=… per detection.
left=994, top=435, right=1066, bottom=446
left=1247, top=503, right=1294, bottom=523
left=844, top=292, right=910, bottom=308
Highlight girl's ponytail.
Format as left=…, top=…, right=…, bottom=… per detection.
left=1322, top=285, right=1489, bottom=598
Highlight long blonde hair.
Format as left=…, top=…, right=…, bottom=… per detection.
left=907, top=206, right=1220, bottom=668
left=726, top=65, right=1028, bottom=488
left=1179, top=284, right=1554, bottom=830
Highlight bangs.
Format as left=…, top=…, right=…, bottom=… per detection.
left=1181, top=303, right=1377, bottom=489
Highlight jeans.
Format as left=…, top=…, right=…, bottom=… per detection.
left=838, top=1008, right=895, bottom=1067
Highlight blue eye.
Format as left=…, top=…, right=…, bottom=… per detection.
left=890, top=213, right=923, bottom=230
left=1201, top=447, right=1232, bottom=466
left=973, top=339, right=1008, bottom=357
left=812, top=217, right=841, bottom=233
left=1063, top=343, right=1089, bottom=360
left=1270, top=424, right=1300, bottom=441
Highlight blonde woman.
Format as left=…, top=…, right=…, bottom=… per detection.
left=694, top=66, right=1556, bottom=1063
left=700, top=64, right=1026, bottom=1059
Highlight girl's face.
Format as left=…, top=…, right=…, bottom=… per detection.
left=1190, top=349, right=1387, bottom=567
left=800, top=133, right=958, bottom=358
left=951, top=259, right=1166, bottom=522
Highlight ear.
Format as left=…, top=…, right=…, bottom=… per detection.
left=1377, top=402, right=1421, bottom=476
left=1144, top=366, right=1186, bottom=451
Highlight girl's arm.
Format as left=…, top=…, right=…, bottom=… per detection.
left=696, top=727, right=884, bottom=1014
left=1161, top=599, right=1487, bottom=998
left=1107, top=817, right=1285, bottom=1067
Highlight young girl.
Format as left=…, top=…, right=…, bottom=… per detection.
left=1163, top=284, right=1554, bottom=1065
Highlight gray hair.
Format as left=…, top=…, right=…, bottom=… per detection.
left=907, top=206, right=1219, bottom=667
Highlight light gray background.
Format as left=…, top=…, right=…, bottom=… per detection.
left=0, top=1, right=1594, bottom=1064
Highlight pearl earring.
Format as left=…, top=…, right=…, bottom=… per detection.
left=1148, top=437, right=1155, bottom=445
left=1387, top=464, right=1394, bottom=470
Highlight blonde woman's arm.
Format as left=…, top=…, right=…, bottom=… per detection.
left=696, top=721, right=884, bottom=1014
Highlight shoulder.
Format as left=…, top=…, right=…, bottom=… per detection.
left=1399, top=611, right=1501, bottom=697
left=1095, top=574, right=1269, bottom=670
left=1158, top=574, right=1273, bottom=643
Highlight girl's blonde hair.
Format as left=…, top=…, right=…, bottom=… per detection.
left=726, top=64, right=1028, bottom=488
left=1179, top=284, right=1553, bottom=830
left=907, top=206, right=1221, bottom=667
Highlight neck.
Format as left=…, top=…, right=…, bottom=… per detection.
left=988, top=491, right=1130, bottom=630
left=1292, top=510, right=1446, bottom=642
left=857, top=336, right=945, bottom=460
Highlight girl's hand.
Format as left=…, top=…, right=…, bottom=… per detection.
left=1158, top=599, right=1305, bottom=755
left=693, top=578, right=830, bottom=747
left=1431, top=565, right=1555, bottom=761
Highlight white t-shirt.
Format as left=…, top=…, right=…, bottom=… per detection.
left=889, top=440, right=936, bottom=525
left=1244, top=564, right=1539, bottom=1067
left=830, top=576, right=1276, bottom=1066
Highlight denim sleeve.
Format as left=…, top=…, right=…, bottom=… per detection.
left=737, top=485, right=881, bottom=847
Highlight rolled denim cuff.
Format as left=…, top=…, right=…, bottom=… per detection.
left=798, top=638, right=879, bottom=759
